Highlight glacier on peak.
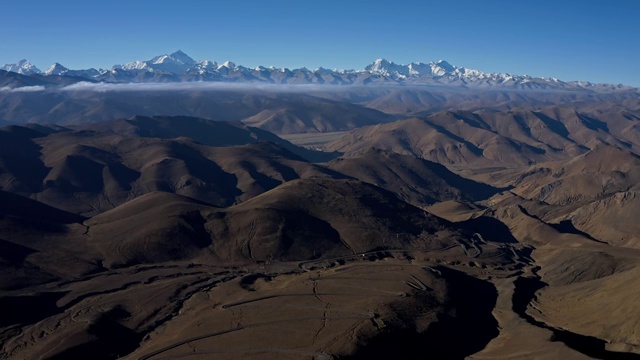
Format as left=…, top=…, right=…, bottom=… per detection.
left=118, top=50, right=198, bottom=74
left=197, top=60, right=218, bottom=67
left=44, top=63, right=69, bottom=76
left=219, top=61, right=236, bottom=69
left=0, top=50, right=617, bottom=90
left=1, top=59, right=41, bottom=75
left=169, top=50, right=196, bottom=65
left=120, top=60, right=148, bottom=71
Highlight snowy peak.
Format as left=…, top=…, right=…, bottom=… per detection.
left=365, top=59, right=408, bottom=76
left=150, top=51, right=194, bottom=66
left=363, top=58, right=496, bottom=81
left=44, top=63, right=69, bottom=76
left=119, top=50, right=198, bottom=74
left=219, top=61, right=236, bottom=69
left=407, top=62, right=431, bottom=76
left=364, top=59, right=465, bottom=78
left=119, top=60, right=148, bottom=71
left=314, top=67, right=334, bottom=75
left=365, top=58, right=392, bottom=71
left=169, top=50, right=196, bottom=66
left=365, top=59, right=452, bottom=79
left=0, top=52, right=625, bottom=91
left=1, top=59, right=41, bottom=75
left=434, top=60, right=455, bottom=72
left=192, top=60, right=218, bottom=73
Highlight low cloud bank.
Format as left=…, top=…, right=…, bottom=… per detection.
left=59, top=81, right=360, bottom=93
left=0, top=85, right=46, bottom=93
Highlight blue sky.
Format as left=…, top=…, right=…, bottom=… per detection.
left=1, top=0, right=638, bottom=85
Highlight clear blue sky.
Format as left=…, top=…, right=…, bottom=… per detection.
left=1, top=0, right=638, bottom=86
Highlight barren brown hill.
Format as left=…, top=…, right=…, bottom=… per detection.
left=241, top=96, right=393, bottom=134
left=325, top=114, right=556, bottom=166
left=0, top=190, right=101, bottom=290
left=561, top=191, right=640, bottom=249
left=84, top=192, right=217, bottom=268
left=364, top=88, right=451, bottom=114
left=484, top=145, right=640, bottom=206
left=0, top=173, right=528, bottom=360
left=527, top=107, right=640, bottom=153
left=326, top=107, right=640, bottom=166
left=210, top=178, right=462, bottom=262
left=432, top=187, right=640, bottom=354
left=80, top=115, right=282, bottom=147
left=0, top=90, right=393, bottom=134
left=33, top=130, right=243, bottom=214
left=419, top=107, right=640, bottom=157
left=76, top=115, right=339, bottom=162
left=3, top=84, right=640, bottom=359
left=2, top=176, right=468, bottom=270
left=0, top=125, right=51, bottom=193
left=325, top=149, right=500, bottom=206
left=0, top=90, right=272, bottom=125
left=0, top=120, right=343, bottom=216
left=0, top=173, right=473, bottom=275
left=531, top=256, right=640, bottom=354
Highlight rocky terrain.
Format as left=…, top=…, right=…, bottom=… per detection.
left=1, top=78, right=640, bottom=359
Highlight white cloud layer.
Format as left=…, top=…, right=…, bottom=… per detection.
left=59, top=81, right=362, bottom=93
left=0, top=85, right=46, bottom=93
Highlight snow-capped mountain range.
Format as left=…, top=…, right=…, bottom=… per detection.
left=1, top=59, right=41, bottom=75
left=0, top=50, right=631, bottom=91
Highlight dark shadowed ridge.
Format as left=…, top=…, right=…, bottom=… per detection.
left=47, top=178, right=465, bottom=266
left=505, top=144, right=640, bottom=206
left=0, top=127, right=53, bottom=193
left=0, top=121, right=345, bottom=216
left=326, top=107, right=640, bottom=166
left=326, top=149, right=501, bottom=205
left=0, top=70, right=47, bottom=87
left=76, top=115, right=340, bottom=162
left=220, top=178, right=459, bottom=260
left=0, top=190, right=85, bottom=225
left=340, top=267, right=499, bottom=360
left=0, top=69, right=95, bottom=88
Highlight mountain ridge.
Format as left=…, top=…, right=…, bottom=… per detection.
left=1, top=51, right=635, bottom=91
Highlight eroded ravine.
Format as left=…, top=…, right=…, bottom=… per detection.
left=512, top=276, right=640, bottom=359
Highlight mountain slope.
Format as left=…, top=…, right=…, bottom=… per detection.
left=326, top=149, right=499, bottom=205
left=0, top=60, right=41, bottom=75
left=84, top=192, right=215, bottom=267
left=325, top=115, right=555, bottom=166
left=326, top=108, right=640, bottom=166
left=76, top=177, right=469, bottom=266
left=209, top=178, right=460, bottom=261
left=0, top=89, right=392, bottom=137
left=507, top=145, right=640, bottom=205
left=0, top=118, right=341, bottom=215
left=0, top=190, right=101, bottom=289
left=240, top=95, right=394, bottom=134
